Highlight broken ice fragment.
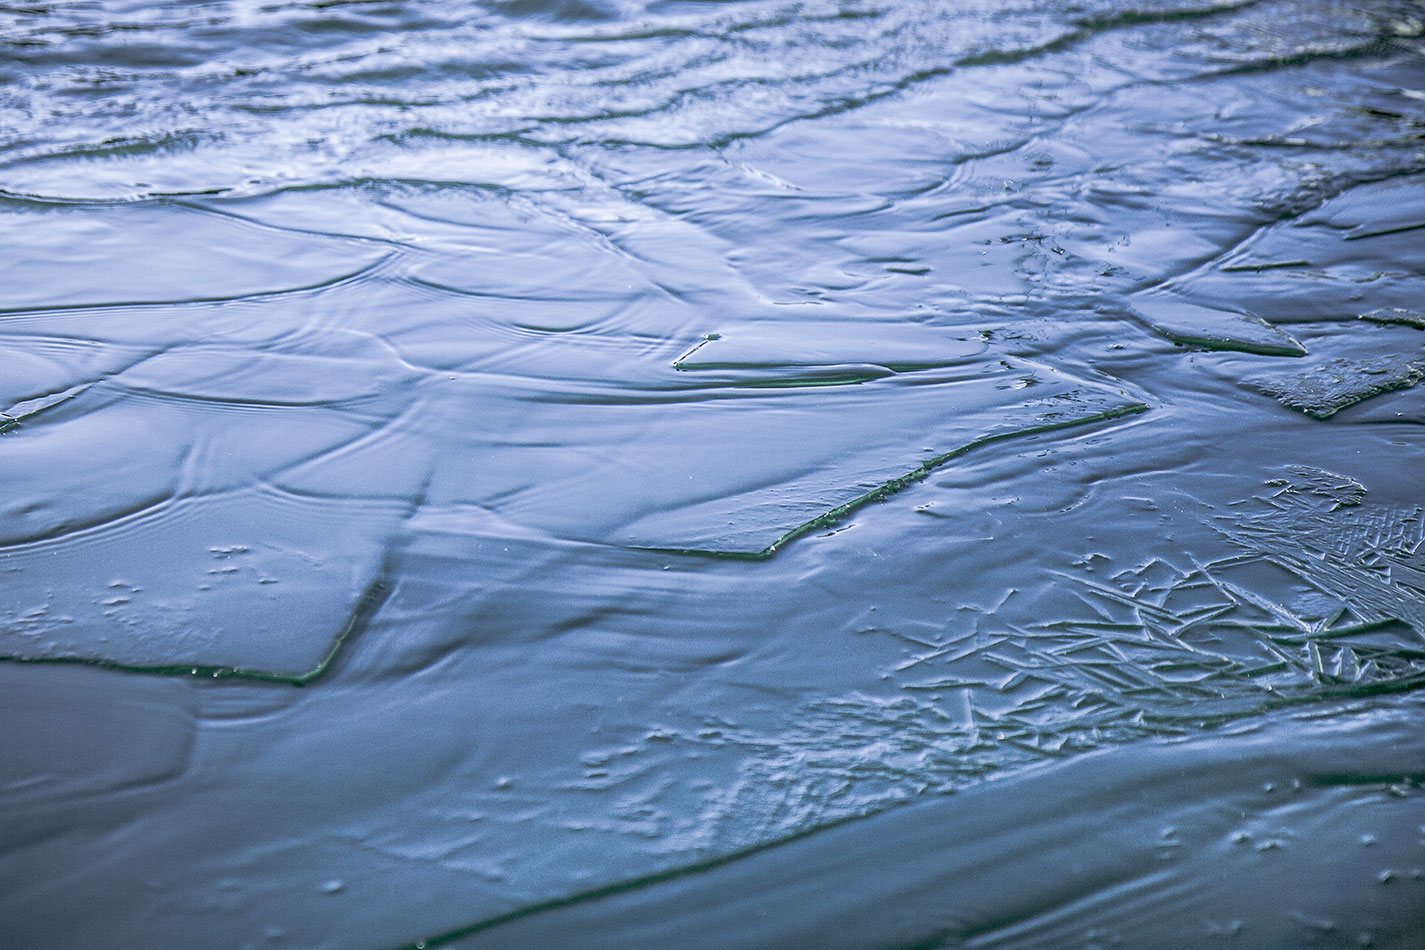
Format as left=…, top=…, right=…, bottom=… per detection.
left=0, top=488, right=396, bottom=679
left=1242, top=326, right=1425, bottom=419
left=1128, top=295, right=1306, bottom=357
left=1359, top=308, right=1425, bottom=330
left=617, top=329, right=1146, bottom=556
left=1250, top=356, right=1425, bottom=419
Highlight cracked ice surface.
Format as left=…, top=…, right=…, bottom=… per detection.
left=3, top=1, right=1425, bottom=948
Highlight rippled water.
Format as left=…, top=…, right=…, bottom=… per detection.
left=3, top=1, right=1425, bottom=947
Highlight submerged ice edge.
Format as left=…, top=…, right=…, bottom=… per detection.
left=0, top=579, right=390, bottom=685
left=635, top=401, right=1150, bottom=560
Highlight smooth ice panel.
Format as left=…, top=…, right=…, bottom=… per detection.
left=0, top=488, right=398, bottom=676
left=1129, top=292, right=1306, bottom=356
left=0, top=202, right=389, bottom=312
left=610, top=329, right=1145, bottom=555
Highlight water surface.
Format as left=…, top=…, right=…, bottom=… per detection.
left=3, top=1, right=1425, bottom=947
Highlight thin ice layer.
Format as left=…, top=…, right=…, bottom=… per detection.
left=0, top=330, right=419, bottom=546
left=1362, top=308, right=1425, bottom=330
left=422, top=697, right=1425, bottom=950
left=1253, top=356, right=1425, bottom=418
left=1168, top=175, right=1425, bottom=325
left=1128, top=293, right=1306, bottom=356
left=0, top=328, right=416, bottom=675
left=0, top=200, right=389, bottom=312
left=1243, top=324, right=1425, bottom=418
left=0, top=488, right=398, bottom=677
left=618, top=330, right=1145, bottom=555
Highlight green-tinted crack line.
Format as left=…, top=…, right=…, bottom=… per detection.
left=1219, top=259, right=1310, bottom=272
left=0, top=579, right=390, bottom=686
left=637, top=402, right=1150, bottom=561
left=1345, top=220, right=1425, bottom=242
left=385, top=798, right=900, bottom=950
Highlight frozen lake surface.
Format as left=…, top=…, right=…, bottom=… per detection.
left=3, top=1, right=1425, bottom=946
